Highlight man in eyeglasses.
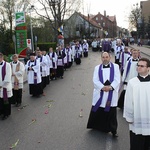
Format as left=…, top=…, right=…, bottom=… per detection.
left=123, top=57, right=150, bottom=150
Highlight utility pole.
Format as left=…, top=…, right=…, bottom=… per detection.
left=29, top=5, right=34, bottom=52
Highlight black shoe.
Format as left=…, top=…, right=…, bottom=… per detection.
left=16, top=103, right=21, bottom=107
left=112, top=133, right=118, bottom=138
left=1, top=115, right=8, bottom=120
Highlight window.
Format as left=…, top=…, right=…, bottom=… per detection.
left=101, top=17, right=103, bottom=20
left=96, top=17, right=98, bottom=20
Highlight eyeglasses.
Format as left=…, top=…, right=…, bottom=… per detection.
left=137, top=64, right=147, bottom=68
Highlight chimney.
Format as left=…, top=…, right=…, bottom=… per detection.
left=104, top=10, right=106, bottom=17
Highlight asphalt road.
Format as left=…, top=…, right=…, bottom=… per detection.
left=0, top=50, right=131, bottom=150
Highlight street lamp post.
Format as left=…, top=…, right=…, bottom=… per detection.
left=29, top=5, right=34, bottom=52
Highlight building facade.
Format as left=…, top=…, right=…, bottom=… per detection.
left=64, top=11, right=102, bottom=40
left=140, top=0, right=150, bottom=23
left=91, top=11, right=117, bottom=38
left=64, top=11, right=119, bottom=40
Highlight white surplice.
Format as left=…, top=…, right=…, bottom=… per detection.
left=36, top=56, right=47, bottom=77
left=0, top=61, right=12, bottom=98
left=92, top=63, right=121, bottom=108
left=10, top=61, right=25, bottom=89
left=25, top=60, right=41, bottom=84
left=123, top=77, right=150, bottom=135
left=122, top=58, right=138, bottom=83
left=48, top=52, right=58, bottom=69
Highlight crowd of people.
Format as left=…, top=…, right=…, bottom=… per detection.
left=0, top=40, right=89, bottom=120
left=87, top=39, right=150, bottom=150
left=0, top=37, right=150, bottom=149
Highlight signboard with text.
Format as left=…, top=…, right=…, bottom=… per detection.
left=26, top=39, right=32, bottom=49
left=15, top=12, right=27, bottom=57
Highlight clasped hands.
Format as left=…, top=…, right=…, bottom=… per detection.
left=101, top=86, right=112, bottom=92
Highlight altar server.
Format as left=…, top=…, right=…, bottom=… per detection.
left=11, top=54, right=25, bottom=107
left=118, top=49, right=139, bottom=109
left=48, top=47, right=58, bottom=80
left=124, top=58, right=150, bottom=150
left=82, top=39, right=89, bottom=57
left=25, top=53, right=43, bottom=97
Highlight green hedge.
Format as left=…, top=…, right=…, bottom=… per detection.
left=36, top=42, right=57, bottom=52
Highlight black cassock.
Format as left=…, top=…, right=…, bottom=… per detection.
left=56, top=51, right=66, bottom=78
left=87, top=80, right=117, bottom=135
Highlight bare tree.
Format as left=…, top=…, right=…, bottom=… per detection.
left=128, top=3, right=141, bottom=31
left=0, top=0, right=31, bottom=54
left=0, top=0, right=30, bottom=31
left=32, top=0, right=81, bottom=38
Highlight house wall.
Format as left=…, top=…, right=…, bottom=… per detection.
left=64, top=12, right=101, bottom=40
left=92, top=12, right=117, bottom=38
left=141, top=0, right=150, bottom=23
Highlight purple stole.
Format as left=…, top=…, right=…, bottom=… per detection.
left=125, top=59, right=131, bottom=81
left=66, top=48, right=69, bottom=64
left=117, top=46, right=122, bottom=60
left=57, top=51, right=64, bottom=66
left=52, top=52, right=55, bottom=68
left=75, top=46, right=80, bottom=58
left=28, top=60, right=37, bottom=84
left=119, top=59, right=131, bottom=91
left=92, top=63, right=114, bottom=112
left=120, top=52, right=130, bottom=72
left=83, top=44, right=87, bottom=52
left=2, top=62, right=8, bottom=101
left=36, top=56, right=43, bottom=72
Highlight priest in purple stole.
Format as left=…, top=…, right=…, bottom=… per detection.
left=0, top=53, right=12, bottom=120
left=87, top=52, right=120, bottom=137
left=102, top=39, right=111, bottom=52
left=48, top=47, right=58, bottom=80
left=56, top=46, right=66, bottom=79
left=25, top=53, right=43, bottom=97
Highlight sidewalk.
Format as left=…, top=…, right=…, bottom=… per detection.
left=129, top=44, right=150, bottom=57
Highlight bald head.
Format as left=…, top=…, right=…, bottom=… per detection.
left=101, top=52, right=111, bottom=65
left=101, top=52, right=110, bottom=57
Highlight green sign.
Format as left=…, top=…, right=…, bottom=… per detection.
left=15, top=12, right=26, bottom=26
left=15, top=12, right=27, bottom=57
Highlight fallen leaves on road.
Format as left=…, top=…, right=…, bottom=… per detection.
left=28, top=119, right=36, bottom=125
left=43, top=100, right=54, bottom=114
left=81, top=92, right=86, bottom=96
left=44, top=109, right=49, bottom=114
left=43, top=104, right=51, bottom=108
left=46, top=100, right=54, bottom=103
left=79, top=109, right=83, bottom=118
left=18, top=104, right=29, bottom=111
left=9, top=139, right=19, bottom=149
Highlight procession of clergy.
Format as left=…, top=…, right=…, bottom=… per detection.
left=0, top=37, right=150, bottom=149
left=87, top=39, right=150, bottom=150
left=0, top=40, right=89, bottom=120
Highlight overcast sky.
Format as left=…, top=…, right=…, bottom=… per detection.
left=83, top=0, right=141, bottom=29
